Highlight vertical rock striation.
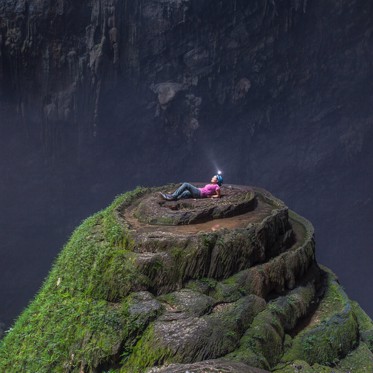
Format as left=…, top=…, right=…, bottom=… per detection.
left=0, top=0, right=334, bottom=150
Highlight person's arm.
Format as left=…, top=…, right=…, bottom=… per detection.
left=211, top=188, right=221, bottom=198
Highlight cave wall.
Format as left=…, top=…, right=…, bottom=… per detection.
left=1, top=0, right=317, bottom=157
left=1, top=0, right=372, bottom=153
left=0, top=0, right=372, bottom=326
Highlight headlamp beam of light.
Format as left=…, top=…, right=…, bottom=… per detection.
left=217, top=170, right=222, bottom=175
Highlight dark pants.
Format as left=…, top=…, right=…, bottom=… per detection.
left=171, top=182, right=201, bottom=200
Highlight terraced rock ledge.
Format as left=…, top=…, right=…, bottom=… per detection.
left=0, top=185, right=372, bottom=373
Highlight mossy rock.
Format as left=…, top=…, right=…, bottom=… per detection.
left=146, top=359, right=271, bottom=372
left=273, top=360, right=335, bottom=373
left=274, top=342, right=373, bottom=373
left=351, top=300, right=373, bottom=350
left=281, top=271, right=359, bottom=366
left=227, top=281, right=317, bottom=370
left=336, top=342, right=373, bottom=372
left=0, top=186, right=372, bottom=373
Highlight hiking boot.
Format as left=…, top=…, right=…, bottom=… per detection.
left=160, top=192, right=175, bottom=201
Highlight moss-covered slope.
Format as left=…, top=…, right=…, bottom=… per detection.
left=0, top=185, right=372, bottom=373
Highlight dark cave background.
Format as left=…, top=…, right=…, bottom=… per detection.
left=0, top=0, right=372, bottom=329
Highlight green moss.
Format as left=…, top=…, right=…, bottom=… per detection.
left=119, top=295, right=162, bottom=365
left=0, top=285, right=162, bottom=372
left=351, top=301, right=373, bottom=350
left=352, top=301, right=373, bottom=331
left=313, top=270, right=346, bottom=317
left=120, top=325, right=172, bottom=373
left=336, top=342, right=373, bottom=372
left=273, top=360, right=337, bottom=373
left=0, top=188, right=150, bottom=372
left=227, top=308, right=282, bottom=370
left=100, top=250, right=150, bottom=301
left=282, top=272, right=359, bottom=366
left=228, top=300, right=286, bottom=368
left=0, top=293, right=128, bottom=372
left=136, top=244, right=194, bottom=292
left=212, top=282, right=242, bottom=302
left=227, top=284, right=316, bottom=370
left=170, top=246, right=186, bottom=263
left=186, top=277, right=218, bottom=294
left=1, top=186, right=371, bottom=373
left=208, top=271, right=246, bottom=302
left=157, top=292, right=177, bottom=306
left=36, top=187, right=149, bottom=301
left=102, top=187, right=147, bottom=248
left=275, top=344, right=373, bottom=373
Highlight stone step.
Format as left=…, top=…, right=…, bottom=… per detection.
left=112, top=188, right=316, bottom=298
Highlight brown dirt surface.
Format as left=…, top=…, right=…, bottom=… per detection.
left=121, top=185, right=278, bottom=235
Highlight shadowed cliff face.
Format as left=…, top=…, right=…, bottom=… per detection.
left=0, top=0, right=373, bottom=326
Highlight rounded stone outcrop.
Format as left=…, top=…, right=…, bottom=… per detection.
left=116, top=185, right=302, bottom=297
left=110, top=185, right=323, bottom=371
left=132, top=184, right=256, bottom=225
left=1, top=185, right=372, bottom=373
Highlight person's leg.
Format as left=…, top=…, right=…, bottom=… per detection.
left=172, top=183, right=201, bottom=200
left=185, top=183, right=201, bottom=198
left=178, top=190, right=192, bottom=199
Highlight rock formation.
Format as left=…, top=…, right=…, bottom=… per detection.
left=0, top=185, right=372, bottom=372
left=1, top=0, right=372, bottom=159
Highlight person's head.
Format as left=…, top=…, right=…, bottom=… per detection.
left=211, top=174, right=223, bottom=186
